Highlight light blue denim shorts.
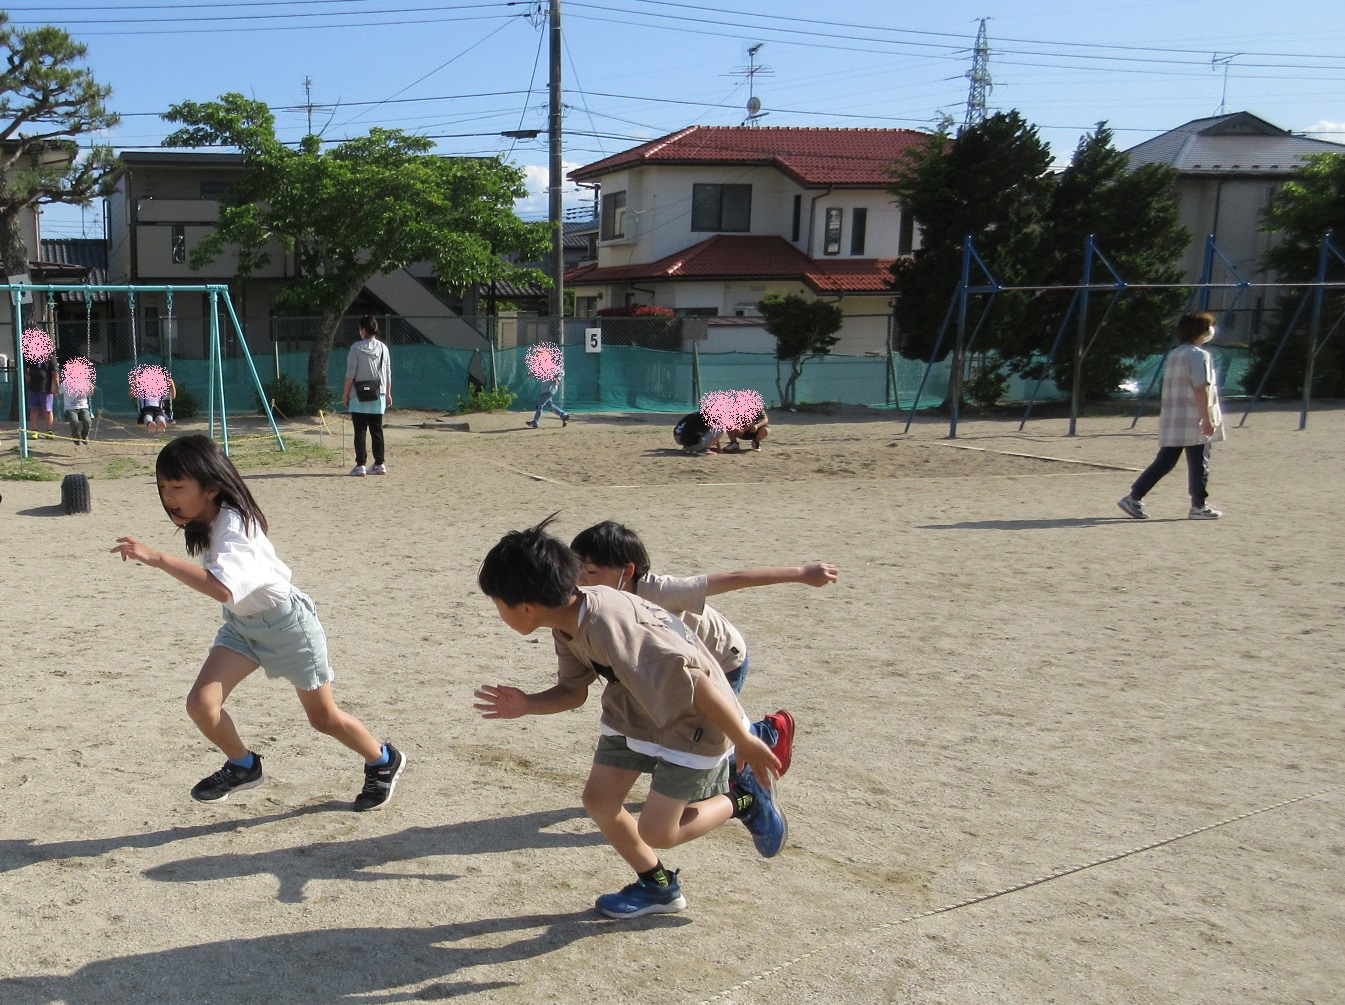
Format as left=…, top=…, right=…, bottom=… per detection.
left=213, top=588, right=334, bottom=691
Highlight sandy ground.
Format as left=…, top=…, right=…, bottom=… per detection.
left=0, top=401, right=1341, bottom=1005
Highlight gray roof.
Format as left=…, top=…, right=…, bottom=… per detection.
left=35, top=238, right=111, bottom=302
left=1126, top=111, right=1345, bottom=175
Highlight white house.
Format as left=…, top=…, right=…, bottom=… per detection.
left=105, top=151, right=489, bottom=358
left=1125, top=111, right=1345, bottom=342
left=565, top=126, right=928, bottom=354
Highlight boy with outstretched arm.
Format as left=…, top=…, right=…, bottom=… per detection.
left=474, top=516, right=786, bottom=919
left=570, top=519, right=840, bottom=773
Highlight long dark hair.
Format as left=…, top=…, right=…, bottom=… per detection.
left=359, top=314, right=381, bottom=340
left=156, top=434, right=268, bottom=556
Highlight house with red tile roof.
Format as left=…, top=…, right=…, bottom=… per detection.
left=565, top=125, right=929, bottom=353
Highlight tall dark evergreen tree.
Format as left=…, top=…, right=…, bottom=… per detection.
left=888, top=115, right=1187, bottom=402
left=887, top=111, right=1054, bottom=365
left=1015, top=124, right=1188, bottom=399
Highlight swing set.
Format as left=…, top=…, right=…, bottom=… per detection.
left=5, top=282, right=284, bottom=460
left=903, top=232, right=1345, bottom=438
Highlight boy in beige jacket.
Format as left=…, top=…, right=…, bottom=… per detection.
left=475, top=515, right=785, bottom=919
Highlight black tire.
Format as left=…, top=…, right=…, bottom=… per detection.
left=61, top=473, right=92, bottom=515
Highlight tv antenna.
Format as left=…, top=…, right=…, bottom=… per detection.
left=303, top=76, right=315, bottom=134
left=732, top=43, right=773, bottom=126
left=1211, top=53, right=1240, bottom=115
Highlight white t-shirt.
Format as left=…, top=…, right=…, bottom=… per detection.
left=203, top=507, right=293, bottom=615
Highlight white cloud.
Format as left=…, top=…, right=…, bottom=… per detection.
left=1304, top=120, right=1345, bottom=141
left=515, top=160, right=591, bottom=219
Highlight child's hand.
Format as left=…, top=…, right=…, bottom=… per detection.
left=473, top=684, right=528, bottom=719
left=111, top=537, right=160, bottom=566
left=802, top=562, right=840, bottom=586
left=734, top=734, right=782, bottom=787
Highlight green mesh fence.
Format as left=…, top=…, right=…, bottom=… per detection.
left=84, top=344, right=1254, bottom=418
left=492, top=346, right=952, bottom=413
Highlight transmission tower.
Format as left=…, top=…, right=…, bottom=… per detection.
left=963, top=18, right=992, bottom=130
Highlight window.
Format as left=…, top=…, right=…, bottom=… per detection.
left=171, top=224, right=186, bottom=264
left=823, top=207, right=843, bottom=256
left=601, top=190, right=627, bottom=240
left=849, top=208, right=868, bottom=256
left=199, top=181, right=230, bottom=200
left=898, top=211, right=915, bottom=256
left=791, top=195, right=802, bottom=242
left=691, top=184, right=751, bottom=232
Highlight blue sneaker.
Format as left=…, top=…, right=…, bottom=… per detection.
left=738, top=766, right=787, bottom=857
left=595, top=873, right=686, bottom=919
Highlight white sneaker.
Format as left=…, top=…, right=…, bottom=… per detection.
left=350, top=465, right=367, bottom=477
left=1188, top=505, right=1222, bottom=520
left=1117, top=495, right=1148, bottom=520
left=370, top=463, right=387, bottom=475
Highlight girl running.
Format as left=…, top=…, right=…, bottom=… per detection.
left=111, top=433, right=405, bottom=810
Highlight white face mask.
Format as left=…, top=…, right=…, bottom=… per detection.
left=615, top=569, right=628, bottom=592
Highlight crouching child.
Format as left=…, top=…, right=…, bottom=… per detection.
left=474, top=516, right=785, bottom=919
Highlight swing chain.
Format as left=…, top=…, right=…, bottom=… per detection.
left=128, top=289, right=138, bottom=365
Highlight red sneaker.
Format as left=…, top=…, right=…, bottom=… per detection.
left=763, top=709, right=795, bottom=776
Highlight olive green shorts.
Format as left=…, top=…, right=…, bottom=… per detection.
left=593, top=734, right=730, bottom=802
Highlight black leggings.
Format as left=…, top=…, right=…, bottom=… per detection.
left=351, top=412, right=385, bottom=466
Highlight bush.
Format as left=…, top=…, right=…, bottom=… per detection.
left=963, top=364, right=1010, bottom=409
left=256, top=374, right=309, bottom=417
left=456, top=384, right=518, bottom=413
left=174, top=386, right=201, bottom=420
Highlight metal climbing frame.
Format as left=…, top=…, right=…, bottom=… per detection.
left=4, top=282, right=284, bottom=459
left=902, top=233, right=1345, bottom=438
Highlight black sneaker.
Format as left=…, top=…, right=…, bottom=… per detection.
left=191, top=755, right=263, bottom=802
left=353, top=744, right=406, bottom=811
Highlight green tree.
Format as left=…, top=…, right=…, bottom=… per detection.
left=1, top=16, right=120, bottom=419
left=756, top=292, right=842, bottom=407
left=887, top=114, right=1187, bottom=404
left=887, top=111, right=1055, bottom=368
left=163, top=94, right=550, bottom=412
left=1014, top=123, right=1187, bottom=400
left=1245, top=152, right=1345, bottom=397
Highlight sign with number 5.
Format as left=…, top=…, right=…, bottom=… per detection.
left=585, top=327, right=602, bottom=353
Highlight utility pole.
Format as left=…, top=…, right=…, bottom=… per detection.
left=963, top=18, right=991, bottom=131
left=303, top=76, right=315, bottom=135
left=548, top=0, right=564, bottom=339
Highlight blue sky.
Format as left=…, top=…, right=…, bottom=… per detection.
left=28, top=0, right=1345, bottom=239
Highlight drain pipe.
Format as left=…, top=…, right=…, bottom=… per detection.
left=805, top=186, right=834, bottom=256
